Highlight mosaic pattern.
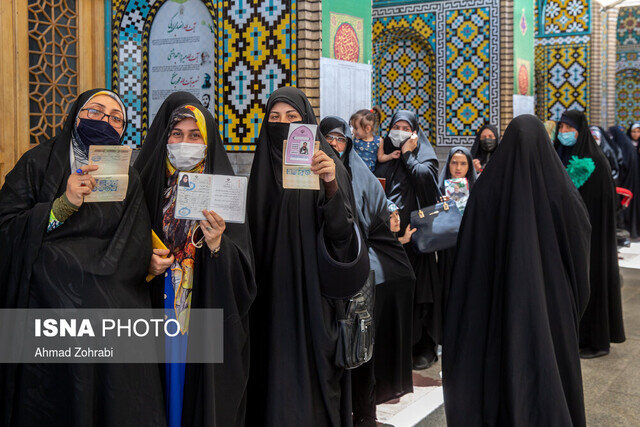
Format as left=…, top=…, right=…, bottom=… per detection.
left=216, top=0, right=296, bottom=151
left=377, top=40, right=435, bottom=142
left=617, top=6, right=640, bottom=46
left=537, top=0, right=590, bottom=38
left=617, top=69, right=640, bottom=125
left=535, top=43, right=590, bottom=122
left=112, top=0, right=152, bottom=147
left=372, top=13, right=436, bottom=139
left=111, top=0, right=296, bottom=151
left=373, top=0, right=500, bottom=146
left=615, top=7, right=640, bottom=124
left=445, top=8, right=491, bottom=136
left=617, top=51, right=640, bottom=72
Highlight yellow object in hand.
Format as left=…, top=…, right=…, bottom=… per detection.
left=146, top=230, right=169, bottom=282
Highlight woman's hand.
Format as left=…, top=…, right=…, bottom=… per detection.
left=200, top=210, right=225, bottom=252
left=311, top=151, right=336, bottom=183
left=390, top=150, right=402, bottom=159
left=148, top=249, right=174, bottom=276
left=66, top=165, right=99, bottom=206
left=401, top=134, right=418, bottom=154
left=398, top=224, right=417, bottom=245
left=473, top=159, right=483, bottom=173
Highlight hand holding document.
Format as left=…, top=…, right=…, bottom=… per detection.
left=175, top=173, right=248, bottom=223
left=84, top=145, right=132, bottom=202
left=282, top=123, right=320, bottom=190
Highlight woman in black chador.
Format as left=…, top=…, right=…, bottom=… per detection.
left=0, top=89, right=164, bottom=425
left=247, top=87, right=365, bottom=426
left=374, top=110, right=440, bottom=370
left=555, top=110, right=625, bottom=359
left=134, top=92, right=256, bottom=426
left=470, top=123, right=500, bottom=173
left=320, top=116, right=416, bottom=425
left=444, top=115, right=591, bottom=426
left=608, top=126, right=640, bottom=238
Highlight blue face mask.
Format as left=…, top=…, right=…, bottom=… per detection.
left=558, top=131, right=577, bottom=147
left=76, top=118, right=122, bottom=148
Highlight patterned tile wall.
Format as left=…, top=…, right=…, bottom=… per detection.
left=111, top=0, right=296, bottom=151
left=445, top=7, right=491, bottom=136
left=534, top=0, right=591, bottom=122
left=536, top=42, right=590, bottom=121
left=373, top=0, right=500, bottom=146
left=372, top=13, right=436, bottom=142
left=616, top=68, right=640, bottom=125
left=616, top=7, right=640, bottom=125
left=536, top=0, right=590, bottom=38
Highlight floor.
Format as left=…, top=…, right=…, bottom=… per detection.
left=375, top=243, right=640, bottom=426
left=583, top=245, right=640, bottom=426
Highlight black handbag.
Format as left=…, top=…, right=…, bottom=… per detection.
left=409, top=189, right=462, bottom=253
left=334, top=270, right=375, bottom=369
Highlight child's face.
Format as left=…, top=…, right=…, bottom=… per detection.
left=390, top=210, right=400, bottom=232
left=449, top=152, right=469, bottom=178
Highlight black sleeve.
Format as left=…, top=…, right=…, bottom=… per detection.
left=318, top=186, right=358, bottom=263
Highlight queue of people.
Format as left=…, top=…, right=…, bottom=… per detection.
left=0, top=85, right=628, bottom=427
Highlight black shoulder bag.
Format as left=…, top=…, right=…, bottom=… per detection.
left=317, top=223, right=375, bottom=369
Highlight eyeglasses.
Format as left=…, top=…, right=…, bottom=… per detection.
left=80, top=108, right=126, bottom=129
left=325, top=135, right=347, bottom=144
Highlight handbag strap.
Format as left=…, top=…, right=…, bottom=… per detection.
left=414, top=179, right=444, bottom=211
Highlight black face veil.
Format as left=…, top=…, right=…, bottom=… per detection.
left=246, top=86, right=361, bottom=425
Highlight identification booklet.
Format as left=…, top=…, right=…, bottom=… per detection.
left=85, top=145, right=132, bottom=202
left=175, top=172, right=248, bottom=223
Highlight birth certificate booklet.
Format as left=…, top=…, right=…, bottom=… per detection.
left=174, top=173, right=248, bottom=223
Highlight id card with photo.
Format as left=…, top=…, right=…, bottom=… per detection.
left=284, top=124, right=316, bottom=166
left=175, top=172, right=248, bottom=223
left=282, top=140, right=320, bottom=190
left=85, top=145, right=132, bottom=202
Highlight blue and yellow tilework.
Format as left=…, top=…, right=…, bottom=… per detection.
left=373, top=0, right=500, bottom=146
left=110, top=0, right=296, bottom=152
left=445, top=8, right=491, bottom=136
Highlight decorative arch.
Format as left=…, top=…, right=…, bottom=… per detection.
left=141, top=0, right=216, bottom=138
left=372, top=26, right=436, bottom=145
left=111, top=0, right=296, bottom=150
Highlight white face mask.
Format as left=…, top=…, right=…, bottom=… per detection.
left=388, top=129, right=413, bottom=148
left=167, top=143, right=207, bottom=170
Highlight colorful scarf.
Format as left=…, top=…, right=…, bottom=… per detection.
left=161, top=104, right=207, bottom=334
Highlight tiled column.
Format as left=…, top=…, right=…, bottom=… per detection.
left=590, top=2, right=603, bottom=126
left=605, top=8, right=619, bottom=128
left=297, top=0, right=322, bottom=117
left=500, top=0, right=514, bottom=135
